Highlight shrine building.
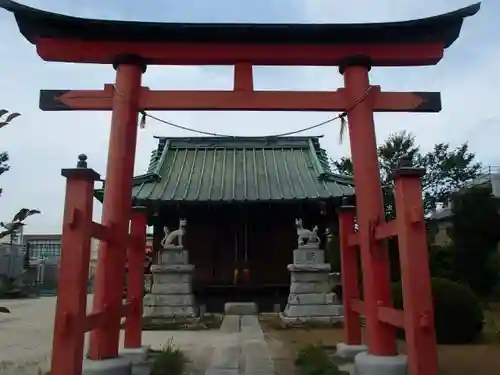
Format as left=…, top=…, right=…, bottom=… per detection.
left=96, top=135, right=354, bottom=311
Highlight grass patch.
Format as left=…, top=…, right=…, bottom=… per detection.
left=295, top=344, right=349, bottom=375
left=123, top=314, right=222, bottom=331
left=150, top=338, right=190, bottom=375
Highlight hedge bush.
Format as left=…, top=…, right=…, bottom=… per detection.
left=392, top=277, right=484, bottom=344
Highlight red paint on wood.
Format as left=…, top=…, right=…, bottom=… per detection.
left=90, top=221, right=114, bottom=243
left=40, top=86, right=441, bottom=112
left=51, top=168, right=99, bottom=375
left=234, top=62, right=254, bottom=92
left=350, top=299, right=365, bottom=314
left=375, top=221, right=398, bottom=240
left=342, top=65, right=397, bottom=356
left=378, top=306, right=405, bottom=328
left=88, top=63, right=143, bottom=359
left=33, top=19, right=452, bottom=372
left=338, top=207, right=362, bottom=345
left=395, top=170, right=439, bottom=375
left=124, top=208, right=147, bottom=349
left=34, top=38, right=445, bottom=66
left=348, top=220, right=398, bottom=247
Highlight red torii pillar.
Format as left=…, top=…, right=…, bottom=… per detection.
left=341, top=58, right=397, bottom=356
left=124, top=206, right=148, bottom=350
left=51, top=154, right=148, bottom=375
left=88, top=59, right=146, bottom=360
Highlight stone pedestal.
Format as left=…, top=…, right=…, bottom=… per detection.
left=280, top=245, right=343, bottom=325
left=143, top=248, right=196, bottom=319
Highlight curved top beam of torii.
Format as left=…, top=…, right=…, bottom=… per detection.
left=0, top=0, right=480, bottom=66
left=0, top=0, right=480, bottom=47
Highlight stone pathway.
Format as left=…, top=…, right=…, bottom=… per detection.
left=205, top=314, right=275, bottom=375
left=0, top=297, right=275, bottom=375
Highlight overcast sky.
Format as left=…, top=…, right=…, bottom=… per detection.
left=0, top=0, right=495, bottom=234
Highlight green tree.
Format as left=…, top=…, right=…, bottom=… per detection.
left=0, top=152, right=8, bottom=197
left=421, top=143, right=482, bottom=213
left=449, top=186, right=500, bottom=296
left=330, top=157, right=353, bottom=176
left=330, top=131, right=482, bottom=217
left=0, top=109, right=20, bottom=196
left=0, top=111, right=41, bottom=242
left=331, top=131, right=484, bottom=283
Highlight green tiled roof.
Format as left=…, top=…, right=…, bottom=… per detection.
left=135, top=136, right=353, bottom=202
left=97, top=136, right=354, bottom=203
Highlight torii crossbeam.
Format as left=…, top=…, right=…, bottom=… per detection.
left=0, top=1, right=480, bottom=375
left=40, top=84, right=442, bottom=112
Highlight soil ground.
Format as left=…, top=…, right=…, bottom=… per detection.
left=261, top=306, right=500, bottom=375
left=0, top=296, right=230, bottom=375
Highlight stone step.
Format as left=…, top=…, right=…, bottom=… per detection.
left=284, top=304, right=343, bottom=317
left=240, top=315, right=264, bottom=340
left=224, top=302, right=258, bottom=315
left=209, top=344, right=241, bottom=370
left=219, top=315, right=240, bottom=333
left=243, top=340, right=275, bottom=375
left=206, top=308, right=275, bottom=375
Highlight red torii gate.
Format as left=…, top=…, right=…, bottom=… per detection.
left=0, top=1, right=480, bottom=375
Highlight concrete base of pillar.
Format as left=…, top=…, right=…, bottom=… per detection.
left=120, top=346, right=150, bottom=364
left=82, top=356, right=132, bottom=375
left=354, top=352, right=408, bottom=375
left=334, top=342, right=368, bottom=360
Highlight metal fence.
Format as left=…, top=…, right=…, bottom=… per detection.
left=0, top=243, right=25, bottom=279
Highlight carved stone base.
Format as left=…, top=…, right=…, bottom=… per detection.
left=279, top=313, right=344, bottom=326
left=143, top=248, right=196, bottom=319
left=143, top=305, right=196, bottom=317
left=281, top=248, right=343, bottom=325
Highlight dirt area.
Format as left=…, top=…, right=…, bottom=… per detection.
left=0, top=296, right=233, bottom=375
left=261, top=310, right=500, bottom=375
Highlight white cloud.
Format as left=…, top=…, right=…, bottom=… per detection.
left=0, top=0, right=495, bottom=233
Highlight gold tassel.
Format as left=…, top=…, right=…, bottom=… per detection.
left=139, top=111, right=147, bottom=129
left=339, top=113, right=347, bottom=144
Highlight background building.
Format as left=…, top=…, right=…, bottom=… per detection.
left=23, top=234, right=62, bottom=264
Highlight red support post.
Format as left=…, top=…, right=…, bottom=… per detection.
left=124, top=206, right=148, bottom=349
left=337, top=199, right=362, bottom=345
left=394, top=157, right=438, bottom=375
left=89, top=59, right=145, bottom=359
left=51, top=154, right=100, bottom=375
left=341, top=57, right=397, bottom=356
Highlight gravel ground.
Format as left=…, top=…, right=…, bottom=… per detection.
left=0, top=295, right=232, bottom=375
